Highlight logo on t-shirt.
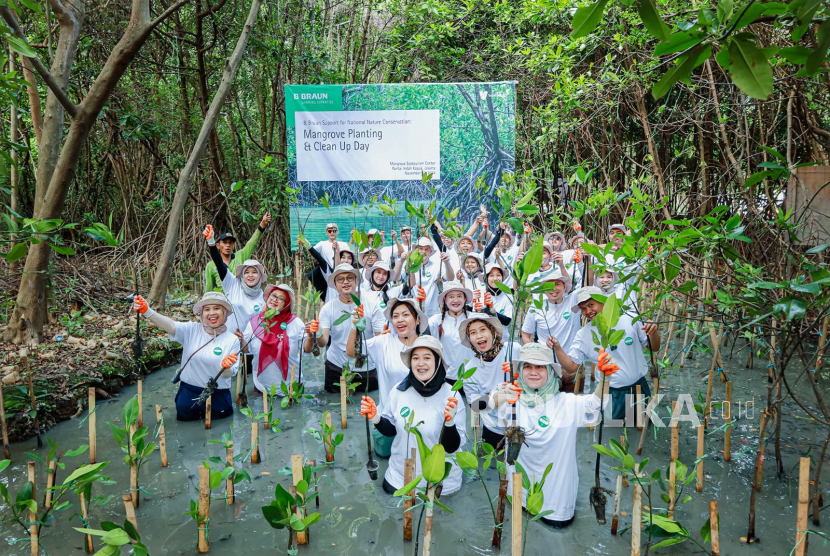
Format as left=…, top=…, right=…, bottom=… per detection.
left=380, top=302, right=387, bottom=309
left=563, top=311, right=571, bottom=320
left=254, top=304, right=261, bottom=312
left=425, top=272, right=432, bottom=278
left=400, top=407, right=411, bottom=418
left=280, top=322, right=288, bottom=330
left=499, top=309, right=505, bottom=315
left=538, top=416, right=550, bottom=428
left=213, top=347, right=223, bottom=355
left=624, top=336, right=634, bottom=346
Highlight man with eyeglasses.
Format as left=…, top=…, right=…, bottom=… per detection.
left=366, top=228, right=395, bottom=266
left=314, top=223, right=340, bottom=269
left=305, top=263, right=385, bottom=392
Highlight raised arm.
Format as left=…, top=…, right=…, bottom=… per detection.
left=132, top=295, right=178, bottom=335
left=203, top=225, right=229, bottom=281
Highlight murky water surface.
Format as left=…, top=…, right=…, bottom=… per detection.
left=1, top=343, right=826, bottom=555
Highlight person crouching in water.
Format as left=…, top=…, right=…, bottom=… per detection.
left=488, top=342, right=612, bottom=527
left=361, top=336, right=466, bottom=495
left=133, top=292, right=239, bottom=421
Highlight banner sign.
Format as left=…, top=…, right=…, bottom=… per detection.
left=286, top=82, right=516, bottom=244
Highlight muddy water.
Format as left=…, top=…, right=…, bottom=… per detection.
left=1, top=343, right=826, bottom=555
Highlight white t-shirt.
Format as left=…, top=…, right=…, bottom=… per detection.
left=521, top=293, right=581, bottom=350
left=605, top=251, right=642, bottom=286
left=221, top=273, right=265, bottom=332
left=313, top=240, right=336, bottom=268
left=562, top=250, right=588, bottom=288
left=318, top=294, right=385, bottom=372
left=428, top=312, right=475, bottom=380
left=468, top=341, right=522, bottom=434
left=170, top=322, right=239, bottom=389
left=566, top=313, right=649, bottom=388
left=380, top=381, right=466, bottom=494
left=471, top=284, right=514, bottom=321
left=495, top=393, right=601, bottom=521
left=487, top=245, right=519, bottom=287
left=366, top=333, right=412, bottom=407
left=241, top=317, right=305, bottom=393
left=412, top=255, right=442, bottom=317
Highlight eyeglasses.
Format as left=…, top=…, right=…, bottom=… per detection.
left=326, top=229, right=337, bottom=233
left=335, top=275, right=355, bottom=284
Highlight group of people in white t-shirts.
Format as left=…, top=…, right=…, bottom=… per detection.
left=129, top=215, right=660, bottom=530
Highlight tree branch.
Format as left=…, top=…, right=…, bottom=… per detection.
left=150, top=0, right=191, bottom=29
left=0, top=6, right=78, bottom=117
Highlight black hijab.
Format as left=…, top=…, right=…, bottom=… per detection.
left=397, top=349, right=448, bottom=397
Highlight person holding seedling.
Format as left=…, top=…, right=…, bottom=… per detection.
left=409, top=236, right=454, bottom=317
left=360, top=336, right=466, bottom=495
left=562, top=230, right=590, bottom=287
left=476, top=264, right=514, bottom=325
left=548, top=286, right=660, bottom=422
left=485, top=221, right=521, bottom=288
left=429, top=282, right=475, bottom=386
left=132, top=291, right=239, bottom=421
left=457, top=252, right=485, bottom=291
left=489, top=342, right=611, bottom=528
left=595, top=267, right=638, bottom=312
left=237, top=284, right=304, bottom=396
left=203, top=212, right=271, bottom=293
left=366, top=228, right=395, bottom=265
left=545, top=231, right=566, bottom=253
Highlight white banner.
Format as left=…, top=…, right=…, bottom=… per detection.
left=295, top=110, right=441, bottom=182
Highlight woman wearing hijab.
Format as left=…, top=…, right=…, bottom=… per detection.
left=428, top=282, right=475, bottom=385
left=360, top=336, right=466, bottom=495
left=133, top=291, right=239, bottom=421
left=237, top=284, right=305, bottom=395
left=488, top=342, right=610, bottom=528
left=459, top=312, right=521, bottom=449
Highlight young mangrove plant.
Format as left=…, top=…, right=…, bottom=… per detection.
left=261, top=481, right=322, bottom=555
left=305, top=410, right=344, bottom=464
left=109, top=395, right=155, bottom=506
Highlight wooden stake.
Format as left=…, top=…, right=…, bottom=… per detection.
left=88, top=388, right=96, bottom=464
left=340, top=376, right=348, bottom=429
left=709, top=501, right=720, bottom=556
left=0, top=381, right=10, bottom=459
left=122, top=493, right=138, bottom=532
left=28, top=462, right=37, bottom=556
left=724, top=382, right=732, bottom=462
left=668, top=460, right=676, bottom=519
left=226, top=442, right=234, bottom=505
left=137, top=380, right=143, bottom=428
left=403, top=448, right=415, bottom=541
left=671, top=401, right=679, bottom=462
left=291, top=454, right=308, bottom=544
left=635, top=385, right=643, bottom=430
left=325, top=412, right=334, bottom=463
left=703, top=366, right=715, bottom=430
left=611, top=474, right=623, bottom=535
left=755, top=411, right=768, bottom=492
left=44, top=460, right=56, bottom=508
left=621, top=435, right=628, bottom=487
left=263, top=390, right=269, bottom=430
left=129, top=423, right=139, bottom=508
left=25, top=361, right=41, bottom=448
left=155, top=405, right=168, bottom=467
left=288, top=365, right=297, bottom=404
left=198, top=466, right=210, bottom=553
left=422, top=484, right=436, bottom=556
left=80, top=491, right=93, bottom=553
left=631, top=483, right=642, bottom=556
left=251, top=421, right=260, bottom=464
left=511, top=473, right=522, bottom=555
left=696, top=425, right=704, bottom=492
left=796, top=457, right=810, bottom=556
left=473, top=411, right=482, bottom=455
left=205, top=395, right=212, bottom=429
left=574, top=368, right=583, bottom=394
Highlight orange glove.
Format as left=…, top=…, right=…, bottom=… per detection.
left=484, top=292, right=493, bottom=308
left=361, top=396, right=379, bottom=423
left=482, top=220, right=489, bottom=229
left=352, top=304, right=364, bottom=323
left=132, top=294, right=149, bottom=314
left=523, top=223, right=531, bottom=234
left=572, top=249, right=583, bottom=264
left=647, top=244, right=654, bottom=257
left=416, top=286, right=426, bottom=303
left=308, top=319, right=319, bottom=334
left=382, top=324, right=391, bottom=335
left=573, top=220, right=582, bottom=232
left=499, top=381, right=523, bottom=404
left=221, top=353, right=238, bottom=369
left=444, top=397, right=459, bottom=424
left=473, top=289, right=481, bottom=302
left=502, top=361, right=512, bottom=377
left=474, top=302, right=484, bottom=312
left=597, top=348, right=620, bottom=376
left=202, top=224, right=214, bottom=242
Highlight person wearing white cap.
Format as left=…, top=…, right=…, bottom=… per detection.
left=545, top=231, right=566, bottom=253
left=485, top=221, right=522, bottom=288
left=429, top=282, right=475, bottom=384
left=477, top=263, right=514, bottom=325
left=360, top=335, right=466, bottom=495
left=595, top=267, right=638, bottom=312
left=305, top=264, right=386, bottom=392
left=488, top=342, right=609, bottom=528
left=393, top=226, right=415, bottom=256
left=562, top=232, right=589, bottom=288
left=548, top=286, right=660, bottom=422
left=132, top=291, right=239, bottom=421
left=407, top=236, right=454, bottom=317
left=306, top=230, right=354, bottom=303
left=603, top=223, right=643, bottom=289
left=456, top=252, right=485, bottom=291
left=526, top=242, right=568, bottom=287
left=236, top=284, right=304, bottom=395
left=361, top=261, right=401, bottom=308
left=459, top=312, right=522, bottom=449
left=312, top=223, right=341, bottom=269
left=366, top=228, right=395, bottom=265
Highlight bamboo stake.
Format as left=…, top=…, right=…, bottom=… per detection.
left=403, top=448, right=415, bottom=541
left=291, top=454, right=308, bottom=544
left=679, top=303, right=692, bottom=368
left=668, top=460, right=676, bottom=519
left=0, top=380, right=10, bottom=459
left=198, top=466, right=210, bottom=553
left=129, top=423, right=139, bottom=508
left=155, top=405, right=168, bottom=467
left=205, top=395, right=212, bottom=429
left=703, top=365, right=715, bottom=429
left=724, top=382, right=732, bottom=462
left=251, top=421, right=260, bottom=464
left=710, top=501, right=720, bottom=556
left=226, top=442, right=234, bottom=505
left=235, top=362, right=242, bottom=405
left=263, top=390, right=269, bottom=430
left=28, top=462, right=37, bottom=556
left=422, top=484, right=436, bottom=556
left=755, top=411, right=768, bottom=493
left=671, top=401, right=679, bottom=462
left=696, top=425, right=704, bottom=492
left=137, top=380, right=143, bottom=428
left=122, top=494, right=138, bottom=532
left=340, top=376, right=348, bottom=429
left=88, top=388, right=96, bottom=464
left=473, top=411, right=482, bottom=455
left=635, top=385, right=643, bottom=430
left=325, top=412, right=334, bottom=463
left=611, top=474, right=623, bottom=535
left=80, top=491, right=93, bottom=553
left=631, top=482, right=642, bottom=556
left=621, top=435, right=629, bottom=487
left=44, top=460, right=56, bottom=509
left=287, top=486, right=298, bottom=551
left=511, top=473, right=522, bottom=555
left=288, top=365, right=297, bottom=404
left=796, top=457, right=810, bottom=556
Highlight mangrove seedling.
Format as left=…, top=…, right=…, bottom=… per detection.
left=261, top=482, right=322, bottom=555
left=509, top=461, right=555, bottom=555
left=305, top=411, right=344, bottom=464
left=280, top=380, right=312, bottom=409
left=453, top=442, right=505, bottom=547
left=73, top=519, right=146, bottom=556
left=109, top=395, right=156, bottom=504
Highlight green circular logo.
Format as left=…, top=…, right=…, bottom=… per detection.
left=563, top=311, right=571, bottom=320
left=538, top=416, right=550, bottom=428
left=254, top=304, right=261, bottom=312
left=280, top=322, right=288, bottom=330
left=213, top=347, right=223, bottom=355
left=400, top=407, right=411, bottom=418
left=499, top=309, right=505, bottom=314
left=380, top=302, right=387, bottom=309
left=624, top=336, right=634, bottom=346
left=425, top=272, right=432, bottom=278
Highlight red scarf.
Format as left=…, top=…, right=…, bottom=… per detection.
left=251, top=306, right=296, bottom=379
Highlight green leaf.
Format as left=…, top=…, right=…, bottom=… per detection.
left=727, top=37, right=773, bottom=99
left=778, top=46, right=813, bottom=65
left=393, top=474, right=423, bottom=496
left=455, top=451, right=479, bottom=470
left=654, top=31, right=705, bottom=56
left=122, top=397, right=139, bottom=427
left=516, top=204, right=538, bottom=216
left=522, top=238, right=544, bottom=277
left=526, top=490, right=544, bottom=515
left=638, top=0, right=670, bottom=41
left=8, top=36, right=37, bottom=57
left=665, top=254, right=681, bottom=283
left=744, top=170, right=776, bottom=188
left=791, top=282, right=820, bottom=295
left=63, top=462, right=109, bottom=486
left=805, top=20, right=830, bottom=76
left=101, top=528, right=131, bottom=547
left=806, top=243, right=830, bottom=255
left=570, top=0, right=610, bottom=39
left=423, top=444, right=447, bottom=484
left=773, top=297, right=807, bottom=321
left=593, top=444, right=622, bottom=460
left=48, top=244, right=75, bottom=256
left=716, top=0, right=733, bottom=24
left=507, top=217, right=524, bottom=235
left=650, top=538, right=687, bottom=549
left=652, top=46, right=711, bottom=99
left=6, top=242, right=27, bottom=263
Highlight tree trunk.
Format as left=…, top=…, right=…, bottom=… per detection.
left=148, top=0, right=264, bottom=307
